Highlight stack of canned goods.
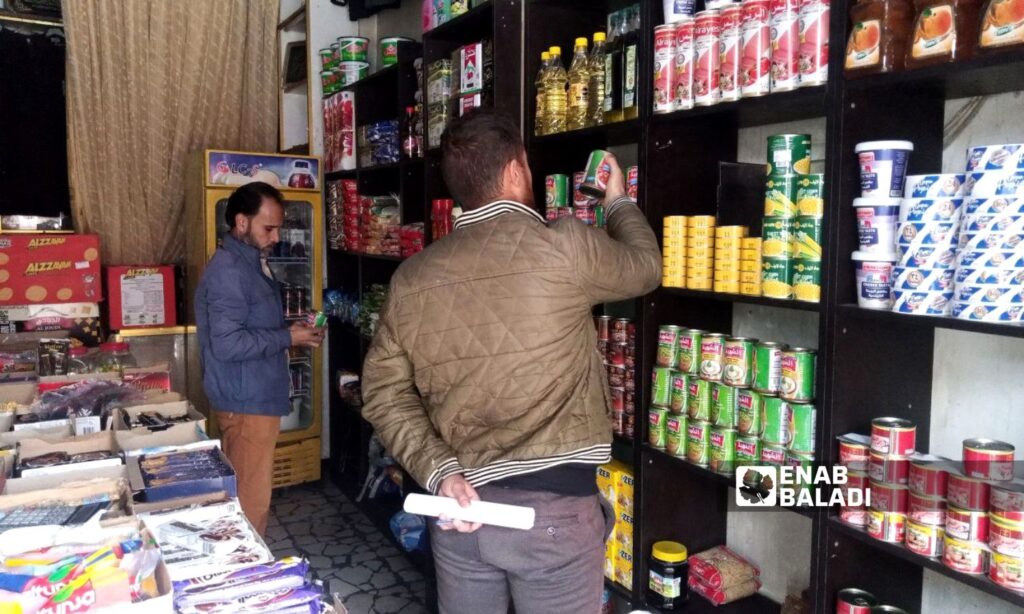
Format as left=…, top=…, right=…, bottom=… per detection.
left=663, top=216, right=687, bottom=288
left=867, top=418, right=916, bottom=544
left=545, top=174, right=573, bottom=221
left=835, top=588, right=909, bottom=614
left=739, top=237, right=763, bottom=296
left=596, top=315, right=637, bottom=438
left=714, top=226, right=748, bottom=294
left=763, top=134, right=824, bottom=302
left=319, top=37, right=371, bottom=95
left=687, top=216, right=717, bottom=290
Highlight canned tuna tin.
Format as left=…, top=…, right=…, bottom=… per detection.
left=736, top=435, right=762, bottom=464
left=688, top=378, right=713, bottom=421
left=905, top=520, right=945, bottom=558
left=712, top=383, right=738, bottom=427
left=963, top=438, right=1016, bottom=481
left=761, top=443, right=787, bottom=466
left=666, top=415, right=687, bottom=457
left=868, top=451, right=909, bottom=485
left=869, top=480, right=909, bottom=513
left=596, top=315, right=612, bottom=342
left=839, top=438, right=870, bottom=471
left=581, top=150, right=614, bottom=198
left=722, top=337, right=757, bottom=387
left=699, top=333, right=727, bottom=381
left=990, top=551, right=1024, bottom=591
left=740, top=0, right=771, bottom=98
left=908, top=458, right=949, bottom=497
left=649, top=407, right=669, bottom=449
left=944, top=535, right=990, bottom=574
left=836, top=588, right=877, bottom=614
left=753, top=341, right=786, bottom=394
left=780, top=347, right=815, bottom=402
left=653, top=25, right=677, bottom=114
left=656, top=325, right=683, bottom=367
left=761, top=397, right=792, bottom=446
left=867, top=510, right=906, bottom=543
left=612, top=318, right=631, bottom=343
left=946, top=506, right=990, bottom=542
left=947, top=473, right=991, bottom=511
left=670, top=371, right=689, bottom=414
left=651, top=367, right=674, bottom=407
left=736, top=388, right=763, bottom=436
left=990, top=515, right=1024, bottom=557
left=678, top=328, right=703, bottom=374
left=870, top=417, right=917, bottom=456
left=687, top=421, right=712, bottom=466
left=787, top=403, right=816, bottom=452
left=710, top=427, right=738, bottom=474
left=767, top=134, right=812, bottom=176
left=908, top=491, right=947, bottom=526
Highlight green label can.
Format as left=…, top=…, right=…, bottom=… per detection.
left=581, top=150, right=613, bottom=198
left=785, top=450, right=816, bottom=492
left=788, top=403, right=817, bottom=453
left=792, top=260, right=822, bottom=303
left=666, top=415, right=687, bottom=457
left=319, top=48, right=336, bottom=70
left=761, top=257, right=794, bottom=299
left=762, top=397, right=792, bottom=446
left=781, top=348, right=816, bottom=403
left=686, top=421, right=711, bottom=466
left=765, top=175, right=800, bottom=218
left=767, top=134, right=812, bottom=176
left=736, top=388, right=763, bottom=436
left=678, top=329, right=703, bottom=375
left=794, top=217, right=823, bottom=261
left=761, top=216, right=795, bottom=258
left=651, top=367, right=674, bottom=407
left=595, top=205, right=606, bottom=228
left=723, top=337, right=757, bottom=388
left=761, top=443, right=788, bottom=467
left=545, top=174, right=570, bottom=208
left=649, top=406, right=668, bottom=449
left=656, top=325, right=683, bottom=368
left=338, top=36, right=370, bottom=62
left=710, top=427, right=738, bottom=475
left=753, top=341, right=786, bottom=394
left=669, top=371, right=689, bottom=414
left=796, top=174, right=825, bottom=217
left=699, top=333, right=726, bottom=382
left=736, top=436, right=763, bottom=464
left=711, top=383, right=737, bottom=428
left=687, top=378, right=712, bottom=422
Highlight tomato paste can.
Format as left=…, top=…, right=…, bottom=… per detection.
left=868, top=451, right=909, bottom=485
left=761, top=396, right=792, bottom=446
left=740, top=0, right=772, bottom=97
left=674, top=18, right=696, bottom=110
left=688, top=378, right=713, bottom=421
left=670, top=371, right=689, bottom=414
left=710, top=427, right=738, bottom=474
left=946, top=506, right=990, bottom=542
left=666, top=415, right=688, bottom=457
left=678, top=328, right=703, bottom=374
left=712, top=383, right=737, bottom=427
left=736, top=435, right=763, bottom=464
left=699, top=333, right=727, bottom=381
left=836, top=588, right=877, bottom=614
left=906, top=520, right=945, bottom=558
left=780, top=347, right=815, bottom=402
left=581, top=150, right=614, bottom=198
left=991, top=484, right=1024, bottom=519
left=963, top=439, right=1016, bottom=481
left=693, top=10, right=722, bottom=107
left=649, top=406, right=669, bottom=449
left=719, top=5, right=743, bottom=102
left=948, top=473, right=991, bottom=511
left=869, top=480, right=909, bottom=513
left=608, top=364, right=626, bottom=388
left=943, top=535, right=989, bottom=574
left=840, top=505, right=870, bottom=528
left=656, top=325, right=683, bottom=367
left=908, top=492, right=948, bottom=526
left=627, top=166, right=639, bottom=200
left=989, top=514, right=1024, bottom=557
left=338, top=36, right=369, bottom=62
left=753, top=341, right=786, bottom=394
left=612, top=317, right=631, bottom=343
left=687, top=421, right=712, bottom=466
left=870, top=417, right=917, bottom=456
left=610, top=387, right=626, bottom=413
left=761, top=443, right=787, bottom=466
left=651, top=367, right=674, bottom=407
left=839, top=438, right=870, bottom=471
left=797, top=0, right=829, bottom=86
left=624, top=413, right=635, bottom=439
left=736, top=388, right=763, bottom=436
left=595, top=315, right=612, bottom=342
left=769, top=0, right=800, bottom=92
left=545, top=174, right=569, bottom=208
left=868, top=510, right=906, bottom=543
left=909, top=458, right=949, bottom=497
left=990, top=551, right=1024, bottom=591
left=654, top=24, right=677, bottom=114
left=787, top=403, right=816, bottom=453
left=722, top=337, right=756, bottom=387
left=608, top=342, right=627, bottom=367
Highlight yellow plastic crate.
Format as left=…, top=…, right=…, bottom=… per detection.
left=272, top=437, right=321, bottom=489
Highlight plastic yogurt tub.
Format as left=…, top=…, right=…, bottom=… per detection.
left=955, top=267, right=1024, bottom=286
left=965, top=197, right=1024, bottom=217
left=956, top=250, right=1024, bottom=269
left=854, top=197, right=901, bottom=253
left=892, top=290, right=954, bottom=315
left=900, top=198, right=964, bottom=223
left=904, top=174, right=967, bottom=198
left=965, top=171, right=1024, bottom=197
left=899, top=244, right=958, bottom=269
left=856, top=140, right=914, bottom=198
left=958, top=230, right=1024, bottom=252
left=954, top=285, right=1024, bottom=305
left=963, top=212, right=1024, bottom=233
left=897, top=222, right=959, bottom=249
left=952, top=302, right=1024, bottom=322
left=966, top=144, right=1024, bottom=172
left=892, top=267, right=955, bottom=292
left=853, top=251, right=898, bottom=309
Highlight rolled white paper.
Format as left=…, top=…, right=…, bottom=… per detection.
left=403, top=493, right=536, bottom=530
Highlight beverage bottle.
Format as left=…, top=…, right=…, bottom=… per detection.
left=534, top=51, right=550, bottom=136
left=604, top=12, right=625, bottom=123
left=544, top=46, right=568, bottom=134
left=622, top=5, right=641, bottom=121
left=567, top=37, right=590, bottom=131
left=587, top=32, right=607, bottom=127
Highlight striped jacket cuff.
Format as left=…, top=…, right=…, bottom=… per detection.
left=605, top=196, right=637, bottom=221
left=425, top=457, right=465, bottom=494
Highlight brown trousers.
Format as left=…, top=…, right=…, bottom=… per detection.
left=216, top=411, right=280, bottom=535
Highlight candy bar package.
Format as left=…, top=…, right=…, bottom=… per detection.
left=133, top=446, right=237, bottom=501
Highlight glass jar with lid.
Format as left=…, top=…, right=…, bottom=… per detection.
left=96, top=342, right=139, bottom=375
left=648, top=540, right=689, bottom=609
left=845, top=0, right=916, bottom=75
left=67, top=346, right=95, bottom=375
left=906, top=0, right=982, bottom=67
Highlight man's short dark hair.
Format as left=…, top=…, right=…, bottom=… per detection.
left=225, top=182, right=284, bottom=228
left=440, top=109, right=524, bottom=210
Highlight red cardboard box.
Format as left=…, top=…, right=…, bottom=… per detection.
left=105, top=265, right=177, bottom=329
left=0, top=234, right=102, bottom=305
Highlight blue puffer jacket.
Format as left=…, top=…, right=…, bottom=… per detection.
left=195, top=234, right=292, bottom=416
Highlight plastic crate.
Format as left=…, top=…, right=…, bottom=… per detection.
left=272, top=437, right=321, bottom=489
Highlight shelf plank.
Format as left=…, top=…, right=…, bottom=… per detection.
left=325, top=169, right=357, bottom=180
left=530, top=118, right=640, bottom=147
left=330, top=249, right=405, bottom=263
left=651, top=86, right=827, bottom=129
left=423, top=1, right=493, bottom=41
left=845, top=49, right=1024, bottom=99
left=649, top=591, right=782, bottom=614
left=662, top=287, right=823, bottom=313
left=837, top=304, right=1024, bottom=339
left=341, top=62, right=402, bottom=93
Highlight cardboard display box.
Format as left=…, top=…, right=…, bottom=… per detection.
left=17, top=430, right=123, bottom=478
left=0, top=234, right=102, bottom=305
left=112, top=398, right=207, bottom=434
left=0, top=302, right=104, bottom=346
left=105, top=265, right=177, bottom=330
left=127, top=445, right=236, bottom=502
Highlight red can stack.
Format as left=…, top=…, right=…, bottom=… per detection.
left=596, top=315, right=637, bottom=439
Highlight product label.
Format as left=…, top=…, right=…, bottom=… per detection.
left=120, top=271, right=167, bottom=326
left=980, top=0, right=1024, bottom=48
left=740, top=1, right=771, bottom=93
left=624, top=45, right=637, bottom=108
left=798, top=1, right=829, bottom=80
left=845, top=20, right=882, bottom=68
left=694, top=17, right=722, bottom=104
left=770, top=3, right=800, bottom=88
left=650, top=571, right=683, bottom=598
left=857, top=261, right=895, bottom=300
left=720, top=8, right=742, bottom=98
left=912, top=5, right=957, bottom=58
left=603, top=54, right=616, bottom=112
left=569, top=83, right=588, bottom=108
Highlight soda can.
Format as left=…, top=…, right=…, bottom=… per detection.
left=654, top=24, right=677, bottom=114
left=781, top=347, right=816, bottom=402
left=688, top=378, right=712, bottom=421
left=677, top=328, right=702, bottom=374
left=788, top=402, right=817, bottom=452
left=581, top=150, right=613, bottom=198
left=762, top=396, right=792, bottom=445
left=627, top=166, right=639, bottom=200
left=723, top=336, right=757, bottom=387
left=719, top=5, right=743, bottom=102
left=767, top=134, right=812, bottom=176
left=651, top=367, right=674, bottom=407
left=797, top=0, right=829, bottom=86
left=656, top=325, right=683, bottom=367
left=693, top=10, right=722, bottom=107
left=792, top=260, right=822, bottom=303
left=769, top=0, right=801, bottom=91
left=687, top=421, right=712, bottom=466
left=710, top=427, right=738, bottom=474
left=736, top=435, right=763, bottom=464
left=670, top=371, right=689, bottom=414
left=740, top=0, right=771, bottom=97
left=699, top=332, right=727, bottom=381
left=674, top=18, right=696, bottom=110
left=736, top=388, right=763, bottom=436
left=545, top=174, right=569, bottom=208
left=712, top=383, right=738, bottom=427
left=649, top=406, right=669, bottom=449
left=666, top=415, right=688, bottom=457
left=753, top=341, right=787, bottom=394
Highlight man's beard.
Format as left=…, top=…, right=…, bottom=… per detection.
left=239, top=229, right=274, bottom=256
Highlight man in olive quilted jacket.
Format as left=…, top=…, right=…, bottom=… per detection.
left=361, top=110, right=660, bottom=614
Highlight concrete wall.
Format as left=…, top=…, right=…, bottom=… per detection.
left=356, top=0, right=423, bottom=70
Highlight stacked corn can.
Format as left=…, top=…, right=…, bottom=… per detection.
left=714, top=225, right=747, bottom=293
left=740, top=237, right=763, bottom=295
left=687, top=216, right=716, bottom=290
left=663, top=216, right=687, bottom=288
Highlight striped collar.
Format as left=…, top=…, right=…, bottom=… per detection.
left=453, top=200, right=547, bottom=230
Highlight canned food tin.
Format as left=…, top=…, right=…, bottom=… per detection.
left=794, top=216, right=824, bottom=259
left=625, top=413, right=635, bottom=439
left=688, top=277, right=714, bottom=290
left=868, top=451, right=909, bottom=485
left=719, top=5, right=743, bottom=102
left=946, top=506, right=990, bottom=542
left=990, top=551, right=1024, bottom=591
left=909, top=458, right=949, bottom=497
left=736, top=389, right=762, bottom=436
left=761, top=443, right=787, bottom=466
left=769, top=0, right=801, bottom=91
left=767, top=134, right=812, bottom=176
left=651, top=367, right=674, bottom=407
left=867, top=510, right=906, bottom=543
left=338, top=36, right=369, bottom=62
left=654, top=25, right=677, bottom=114
left=656, top=325, right=683, bottom=367
left=675, top=18, right=696, bottom=110
left=762, top=216, right=795, bottom=257
left=780, top=348, right=815, bottom=402
left=797, top=0, right=829, bottom=86
left=687, top=421, right=712, bottom=466
left=678, top=328, right=703, bottom=374
left=840, top=505, right=870, bottom=528
left=787, top=403, right=816, bottom=453
left=753, top=341, right=786, bottom=394
left=666, top=415, right=688, bottom=457
left=736, top=435, right=763, bottom=464
left=839, top=438, right=870, bottom=471
left=836, top=588, right=877, bottom=614
left=710, top=427, right=738, bottom=474
left=948, top=473, right=991, bottom=511
left=990, top=514, right=1024, bottom=557
left=545, top=174, right=569, bottom=208
left=722, top=337, right=757, bottom=387
left=906, top=520, right=945, bottom=558
left=689, top=215, right=716, bottom=227
left=608, top=365, right=626, bottom=388
left=740, top=282, right=762, bottom=295
left=761, top=397, right=792, bottom=446
left=693, top=10, right=723, bottom=107
left=688, top=378, right=713, bottom=421
left=796, top=173, right=826, bottom=217
left=740, top=0, right=772, bottom=98
left=963, top=438, right=1016, bottom=481
left=610, top=387, right=626, bottom=413
left=792, top=261, right=822, bottom=303
left=649, top=406, right=669, bottom=449
left=581, top=150, right=613, bottom=198
left=611, top=408, right=624, bottom=435
left=595, top=315, right=612, bottom=342
left=612, top=318, right=631, bottom=343
left=699, top=333, right=727, bottom=381
left=762, top=257, right=794, bottom=298
left=608, top=342, right=627, bottom=367
left=870, top=480, right=909, bottom=513
left=712, top=383, right=738, bottom=427
left=871, top=418, right=917, bottom=456
left=992, top=484, right=1024, bottom=517
left=669, top=371, right=689, bottom=414
left=714, top=281, right=742, bottom=294
left=943, top=535, right=989, bottom=574
left=909, top=492, right=948, bottom=526
left=765, top=175, right=800, bottom=218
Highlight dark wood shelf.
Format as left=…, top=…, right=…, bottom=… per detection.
left=330, top=249, right=404, bottom=263
left=837, top=304, right=1024, bottom=339
left=341, top=62, right=403, bottom=93
left=651, top=86, right=827, bottom=129
left=325, top=169, right=357, bottom=179
left=605, top=578, right=633, bottom=604
left=530, top=118, right=640, bottom=147
left=845, top=49, right=1024, bottom=99
left=612, top=435, right=634, bottom=463
left=662, top=287, right=823, bottom=313
left=830, top=518, right=1024, bottom=609
left=423, top=1, right=493, bottom=42
left=358, top=161, right=402, bottom=172
left=649, top=592, right=782, bottom=614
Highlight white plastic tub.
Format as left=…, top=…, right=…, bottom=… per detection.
left=854, top=197, right=901, bottom=253
left=856, top=140, right=915, bottom=198
left=852, top=251, right=898, bottom=310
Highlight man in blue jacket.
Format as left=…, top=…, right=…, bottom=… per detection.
left=195, top=181, right=323, bottom=534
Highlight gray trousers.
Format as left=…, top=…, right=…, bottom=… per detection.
left=429, top=486, right=613, bottom=614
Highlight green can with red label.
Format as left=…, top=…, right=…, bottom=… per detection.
left=687, top=378, right=712, bottom=422
left=649, top=406, right=668, bottom=449
left=780, top=347, right=816, bottom=403
left=687, top=421, right=712, bottom=466
left=666, top=415, right=687, bottom=457
left=736, top=388, right=763, bottom=436
left=735, top=435, right=763, bottom=464
left=753, top=341, right=787, bottom=394
left=785, top=450, right=816, bottom=492
left=656, top=325, right=683, bottom=368
left=761, top=443, right=787, bottom=467
left=761, top=396, right=792, bottom=446
left=651, top=367, right=673, bottom=407
left=711, top=383, right=737, bottom=428
left=581, top=150, right=613, bottom=198
left=546, top=174, right=570, bottom=208
left=722, top=337, right=757, bottom=388
left=669, top=371, right=688, bottom=414
left=710, top=427, right=738, bottom=475
left=787, top=403, right=817, bottom=453
left=677, top=329, right=703, bottom=375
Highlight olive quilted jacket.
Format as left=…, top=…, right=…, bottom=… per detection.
left=361, top=197, right=661, bottom=492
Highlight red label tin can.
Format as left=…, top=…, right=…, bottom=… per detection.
left=797, top=0, right=829, bottom=86
left=867, top=510, right=906, bottom=543
left=871, top=417, right=916, bottom=456
left=963, top=438, right=1015, bottom=481
left=840, top=505, right=869, bottom=527
left=870, top=480, right=909, bottom=513
left=943, top=535, right=989, bottom=574
left=694, top=10, right=722, bottom=106
left=991, top=551, right=1024, bottom=591
left=868, top=451, right=909, bottom=485
left=990, top=514, right=1024, bottom=557
left=905, top=519, right=945, bottom=558
left=908, top=491, right=947, bottom=526
left=948, top=473, right=991, bottom=511
left=836, top=588, right=876, bottom=614
left=991, top=483, right=1024, bottom=518
left=740, top=0, right=771, bottom=97
left=909, top=457, right=949, bottom=497
left=719, top=5, right=743, bottom=102
left=839, top=438, right=870, bottom=471
left=674, top=18, right=695, bottom=110
left=654, top=24, right=677, bottom=114
left=946, top=506, right=990, bottom=542
left=769, top=0, right=800, bottom=91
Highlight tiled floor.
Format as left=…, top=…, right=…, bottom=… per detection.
left=266, top=480, right=429, bottom=614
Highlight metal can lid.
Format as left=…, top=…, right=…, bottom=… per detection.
left=704, top=332, right=727, bottom=338
left=785, top=347, right=817, bottom=354
left=963, top=438, right=1016, bottom=453
left=726, top=336, right=759, bottom=343
left=838, top=588, right=877, bottom=607
left=756, top=341, right=787, bottom=348
left=872, top=417, right=916, bottom=430
left=684, top=329, right=706, bottom=335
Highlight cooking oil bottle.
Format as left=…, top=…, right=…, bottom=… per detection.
left=566, top=37, right=590, bottom=132
left=544, top=46, right=567, bottom=135
left=586, top=32, right=607, bottom=128
left=534, top=51, right=550, bottom=136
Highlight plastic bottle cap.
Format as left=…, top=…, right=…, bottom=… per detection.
left=549, top=46, right=561, bottom=56
left=594, top=32, right=606, bottom=42
left=575, top=37, right=588, bottom=47
left=541, top=51, right=550, bottom=60
left=652, top=540, right=688, bottom=563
